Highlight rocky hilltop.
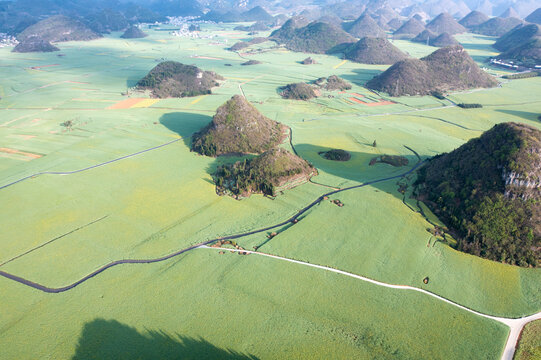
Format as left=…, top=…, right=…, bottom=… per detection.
left=416, top=122, right=541, bottom=266
left=214, top=147, right=316, bottom=198
left=12, top=36, right=59, bottom=52
left=192, top=95, right=287, bottom=156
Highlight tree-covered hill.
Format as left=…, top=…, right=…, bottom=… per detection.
left=137, top=61, right=222, bottom=99
left=17, top=15, right=101, bottom=42
left=366, top=45, right=497, bottom=96
left=416, top=122, right=541, bottom=267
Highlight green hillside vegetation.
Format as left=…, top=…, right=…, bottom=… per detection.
left=319, top=149, right=351, bottom=161
left=525, top=7, right=541, bottom=25
left=425, top=12, right=466, bottom=35
left=472, top=17, right=523, bottom=36
left=270, top=21, right=355, bottom=54
left=344, top=37, right=408, bottom=64
left=123, top=5, right=164, bottom=23
left=85, top=9, right=129, bottom=34
left=301, top=57, right=317, bottom=64
left=241, top=60, right=262, bottom=66
left=499, top=37, right=541, bottom=65
left=136, top=61, right=222, bottom=98
left=192, top=95, right=287, bottom=156
left=387, top=18, right=405, bottom=31
left=416, top=122, right=541, bottom=267
left=241, top=6, right=273, bottom=22
left=120, top=26, right=148, bottom=39
left=12, top=36, right=59, bottom=52
left=493, top=24, right=541, bottom=52
left=514, top=319, right=541, bottom=360
left=430, top=32, right=459, bottom=47
left=0, top=11, right=37, bottom=34
left=393, top=18, right=425, bottom=38
left=325, top=1, right=365, bottom=20
left=366, top=45, right=497, bottom=96
left=214, top=147, right=316, bottom=198
left=369, top=155, right=409, bottom=167
left=502, top=71, right=539, bottom=79
left=281, top=82, right=317, bottom=100
left=459, top=10, right=489, bottom=29
left=17, top=15, right=101, bottom=42
left=234, top=21, right=269, bottom=32
left=269, top=16, right=310, bottom=41
left=316, top=75, right=352, bottom=91
left=203, top=10, right=243, bottom=22
left=318, top=14, right=343, bottom=27
left=228, top=37, right=267, bottom=51
left=345, top=13, right=386, bottom=38
left=412, top=29, right=438, bottom=44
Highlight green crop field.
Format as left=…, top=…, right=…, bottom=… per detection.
left=0, top=23, right=540, bottom=359
left=514, top=319, right=541, bottom=360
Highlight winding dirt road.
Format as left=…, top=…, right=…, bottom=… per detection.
left=0, top=160, right=425, bottom=292
left=201, top=246, right=541, bottom=360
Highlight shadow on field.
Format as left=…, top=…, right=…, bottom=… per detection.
left=470, top=55, right=491, bottom=64
left=495, top=109, right=540, bottom=122
left=159, top=112, right=213, bottom=149
left=339, top=69, right=383, bottom=86
left=71, top=319, right=259, bottom=360
left=460, top=42, right=496, bottom=54
left=295, top=143, right=425, bottom=202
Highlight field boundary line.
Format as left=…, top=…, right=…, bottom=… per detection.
left=0, top=215, right=109, bottom=267
left=0, top=138, right=182, bottom=191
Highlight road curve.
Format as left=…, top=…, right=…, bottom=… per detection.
left=200, top=246, right=541, bottom=360
left=0, top=160, right=425, bottom=293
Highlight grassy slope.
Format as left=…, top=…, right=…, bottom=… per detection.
left=0, top=25, right=539, bottom=358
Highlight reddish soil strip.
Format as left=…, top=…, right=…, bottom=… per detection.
left=30, top=64, right=60, bottom=70
left=338, top=91, right=346, bottom=94
left=350, top=92, right=365, bottom=98
left=349, top=97, right=366, bottom=104
left=12, top=135, right=36, bottom=140
left=366, top=101, right=395, bottom=106
left=0, top=147, right=42, bottom=159
left=107, top=98, right=145, bottom=109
